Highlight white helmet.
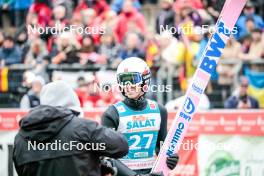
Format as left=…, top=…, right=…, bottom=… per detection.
left=116, top=57, right=151, bottom=95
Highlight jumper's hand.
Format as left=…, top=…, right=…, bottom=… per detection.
left=100, top=157, right=117, bottom=176
left=166, top=153, right=179, bottom=170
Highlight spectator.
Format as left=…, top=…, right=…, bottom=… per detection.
left=96, top=10, right=118, bottom=33
left=0, top=31, right=4, bottom=47
left=28, top=0, right=52, bottom=27
left=24, top=12, right=41, bottom=39
left=82, top=78, right=101, bottom=108
left=202, top=0, right=223, bottom=22
left=51, top=32, right=80, bottom=64
left=0, top=35, right=22, bottom=66
left=75, top=0, right=109, bottom=17
left=238, top=28, right=264, bottom=60
left=239, top=34, right=252, bottom=55
left=24, top=38, right=48, bottom=66
left=111, top=0, right=141, bottom=14
left=245, top=17, right=256, bottom=35
left=33, top=55, right=50, bottom=83
left=75, top=75, right=101, bottom=108
left=70, top=11, right=82, bottom=27
left=78, top=35, right=106, bottom=65
left=217, top=37, right=242, bottom=85
left=95, top=84, right=118, bottom=107
left=173, top=0, right=203, bottom=12
left=114, top=0, right=147, bottom=43
left=49, top=5, right=69, bottom=31
left=178, top=5, right=202, bottom=27
left=0, top=0, right=15, bottom=30
left=15, top=30, right=28, bottom=47
left=224, top=76, right=259, bottom=109
left=76, top=76, right=86, bottom=88
left=81, top=8, right=102, bottom=44
left=20, top=76, right=45, bottom=109
left=118, top=32, right=145, bottom=60
left=221, top=37, right=242, bottom=59
left=13, top=0, right=32, bottom=27
left=75, top=76, right=88, bottom=107
left=155, top=0, right=175, bottom=35
left=51, top=0, right=73, bottom=19
left=157, top=31, right=184, bottom=65
left=81, top=8, right=97, bottom=28
left=235, top=1, right=264, bottom=40
left=98, top=31, right=121, bottom=66
left=18, top=71, right=36, bottom=96
left=245, top=67, right=264, bottom=108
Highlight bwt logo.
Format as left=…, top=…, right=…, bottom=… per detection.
left=180, top=98, right=195, bottom=121
left=184, top=98, right=195, bottom=114
left=199, top=21, right=230, bottom=75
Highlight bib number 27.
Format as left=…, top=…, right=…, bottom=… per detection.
left=129, top=134, right=153, bottom=149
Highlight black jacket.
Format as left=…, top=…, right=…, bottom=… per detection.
left=13, top=105, right=129, bottom=176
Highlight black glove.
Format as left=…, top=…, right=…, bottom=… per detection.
left=100, top=157, right=117, bottom=176
left=166, top=153, right=179, bottom=170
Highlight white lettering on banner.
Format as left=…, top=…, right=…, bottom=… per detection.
left=257, top=116, right=264, bottom=126
left=237, top=117, right=257, bottom=126
left=220, top=117, right=236, bottom=126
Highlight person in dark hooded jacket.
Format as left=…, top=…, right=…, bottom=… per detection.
left=13, top=80, right=129, bottom=176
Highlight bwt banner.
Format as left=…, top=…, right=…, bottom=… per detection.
left=0, top=110, right=263, bottom=176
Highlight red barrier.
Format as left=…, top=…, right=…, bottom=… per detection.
left=0, top=109, right=263, bottom=135
left=0, top=109, right=264, bottom=176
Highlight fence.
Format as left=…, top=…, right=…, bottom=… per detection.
left=1, top=59, right=264, bottom=108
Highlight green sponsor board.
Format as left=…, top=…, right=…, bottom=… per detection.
left=199, top=135, right=264, bottom=176
left=206, top=151, right=240, bottom=176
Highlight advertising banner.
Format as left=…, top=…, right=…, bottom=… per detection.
left=198, top=135, right=264, bottom=176
left=0, top=110, right=263, bottom=176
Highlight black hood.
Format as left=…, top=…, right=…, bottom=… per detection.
left=19, top=105, right=75, bottom=142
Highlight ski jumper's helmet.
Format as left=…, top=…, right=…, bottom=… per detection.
left=116, top=57, right=151, bottom=97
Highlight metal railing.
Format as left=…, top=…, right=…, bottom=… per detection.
left=0, top=59, right=264, bottom=108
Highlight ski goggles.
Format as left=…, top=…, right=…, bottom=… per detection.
left=117, top=72, right=143, bottom=86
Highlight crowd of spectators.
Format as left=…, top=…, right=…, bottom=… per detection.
left=0, top=0, right=263, bottom=109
